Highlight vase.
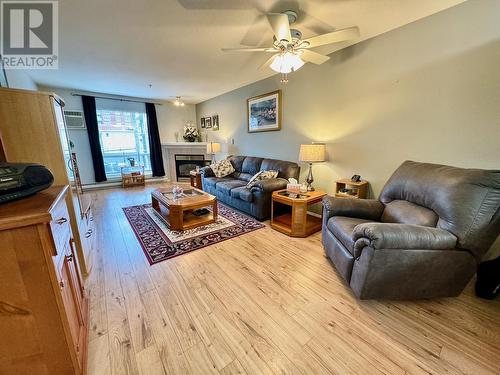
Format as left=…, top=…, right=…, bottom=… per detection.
left=172, top=185, right=184, bottom=199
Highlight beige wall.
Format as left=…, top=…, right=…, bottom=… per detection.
left=196, top=0, right=500, bottom=258
left=156, top=102, right=197, bottom=143
left=39, top=86, right=196, bottom=184
left=5, top=70, right=37, bottom=90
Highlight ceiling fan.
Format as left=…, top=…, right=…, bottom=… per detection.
left=221, top=11, right=359, bottom=82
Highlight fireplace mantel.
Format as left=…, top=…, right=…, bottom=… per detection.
left=162, top=142, right=208, bottom=147
left=161, top=142, right=211, bottom=181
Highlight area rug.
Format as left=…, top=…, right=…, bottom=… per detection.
left=123, top=203, right=265, bottom=264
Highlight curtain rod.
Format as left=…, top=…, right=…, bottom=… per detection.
left=71, top=92, right=163, bottom=105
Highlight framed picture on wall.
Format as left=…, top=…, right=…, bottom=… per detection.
left=201, top=117, right=206, bottom=128
left=205, top=117, right=212, bottom=128
left=247, top=90, right=281, bottom=133
left=212, top=115, right=219, bottom=131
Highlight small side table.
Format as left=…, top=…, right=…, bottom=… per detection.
left=121, top=165, right=145, bottom=188
left=271, top=189, right=327, bottom=237
left=335, top=179, right=369, bottom=199
left=190, top=170, right=203, bottom=189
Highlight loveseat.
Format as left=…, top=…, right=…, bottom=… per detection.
left=200, top=155, right=300, bottom=220
left=322, top=160, right=500, bottom=300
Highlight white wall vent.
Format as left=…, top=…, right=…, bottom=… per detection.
left=64, top=110, right=86, bottom=129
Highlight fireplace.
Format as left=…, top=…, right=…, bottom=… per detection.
left=174, top=154, right=211, bottom=181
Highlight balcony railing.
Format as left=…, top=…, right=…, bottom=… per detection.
left=103, top=151, right=151, bottom=178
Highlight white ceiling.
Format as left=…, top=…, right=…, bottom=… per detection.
left=28, top=0, right=465, bottom=104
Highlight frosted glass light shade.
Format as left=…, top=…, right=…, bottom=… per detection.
left=173, top=96, right=185, bottom=106
left=206, top=142, right=221, bottom=154
left=270, top=52, right=305, bottom=74
left=299, top=144, right=326, bottom=163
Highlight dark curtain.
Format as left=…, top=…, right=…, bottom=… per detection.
left=82, top=95, right=107, bottom=182
left=145, top=102, right=165, bottom=177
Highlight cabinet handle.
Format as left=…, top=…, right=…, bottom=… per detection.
left=66, top=254, right=73, bottom=262
left=69, top=238, right=76, bottom=252
left=85, top=231, right=91, bottom=238
left=59, top=280, right=64, bottom=288
left=55, top=217, right=67, bottom=225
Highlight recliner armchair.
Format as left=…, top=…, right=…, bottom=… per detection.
left=322, top=160, right=500, bottom=299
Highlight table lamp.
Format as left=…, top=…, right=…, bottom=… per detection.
left=206, top=142, right=221, bottom=162
left=299, top=143, right=326, bottom=191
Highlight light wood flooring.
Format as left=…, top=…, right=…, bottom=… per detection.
left=85, top=184, right=500, bottom=375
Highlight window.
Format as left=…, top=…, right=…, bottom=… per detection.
left=96, top=107, right=151, bottom=178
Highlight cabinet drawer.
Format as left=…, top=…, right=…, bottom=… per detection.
left=50, top=197, right=72, bottom=256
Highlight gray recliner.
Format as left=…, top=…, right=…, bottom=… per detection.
left=322, top=160, right=500, bottom=299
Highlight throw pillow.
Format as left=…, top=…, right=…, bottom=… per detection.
left=246, top=170, right=278, bottom=188
left=246, top=170, right=264, bottom=188
left=210, top=159, right=235, bottom=178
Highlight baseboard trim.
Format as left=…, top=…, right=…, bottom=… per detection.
left=82, top=176, right=169, bottom=191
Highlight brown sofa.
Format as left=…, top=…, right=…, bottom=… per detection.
left=322, top=160, right=500, bottom=299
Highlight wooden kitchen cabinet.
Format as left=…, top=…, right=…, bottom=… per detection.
left=0, top=186, right=89, bottom=374
left=0, top=87, right=95, bottom=275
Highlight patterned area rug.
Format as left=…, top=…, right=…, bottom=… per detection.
left=123, top=203, right=264, bottom=264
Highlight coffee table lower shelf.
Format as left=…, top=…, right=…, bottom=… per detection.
left=178, top=210, right=216, bottom=231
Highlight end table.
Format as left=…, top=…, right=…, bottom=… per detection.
left=271, top=189, right=327, bottom=237
left=335, top=179, right=368, bottom=199
left=190, top=170, right=203, bottom=189
left=121, top=165, right=145, bottom=188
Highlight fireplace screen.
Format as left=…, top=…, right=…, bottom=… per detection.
left=174, top=154, right=211, bottom=181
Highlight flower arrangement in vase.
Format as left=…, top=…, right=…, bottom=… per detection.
left=183, top=124, right=199, bottom=142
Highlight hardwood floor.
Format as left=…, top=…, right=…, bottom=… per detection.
left=85, top=184, right=500, bottom=375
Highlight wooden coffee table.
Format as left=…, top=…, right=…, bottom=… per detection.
left=151, top=187, right=217, bottom=231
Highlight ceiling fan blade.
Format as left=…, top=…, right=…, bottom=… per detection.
left=291, top=2, right=334, bottom=37
left=240, top=14, right=268, bottom=46
left=300, top=50, right=330, bottom=65
left=303, top=26, right=360, bottom=48
left=221, top=47, right=277, bottom=52
left=259, top=54, right=277, bottom=70
left=267, top=13, right=292, bottom=42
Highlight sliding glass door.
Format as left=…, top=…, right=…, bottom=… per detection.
left=95, top=100, right=152, bottom=178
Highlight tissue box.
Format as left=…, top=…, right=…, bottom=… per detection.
left=287, top=183, right=301, bottom=192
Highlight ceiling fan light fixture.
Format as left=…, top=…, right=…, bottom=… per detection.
left=269, top=52, right=304, bottom=74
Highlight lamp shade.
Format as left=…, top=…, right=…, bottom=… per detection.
left=206, top=142, right=221, bottom=154
left=299, top=144, right=326, bottom=163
